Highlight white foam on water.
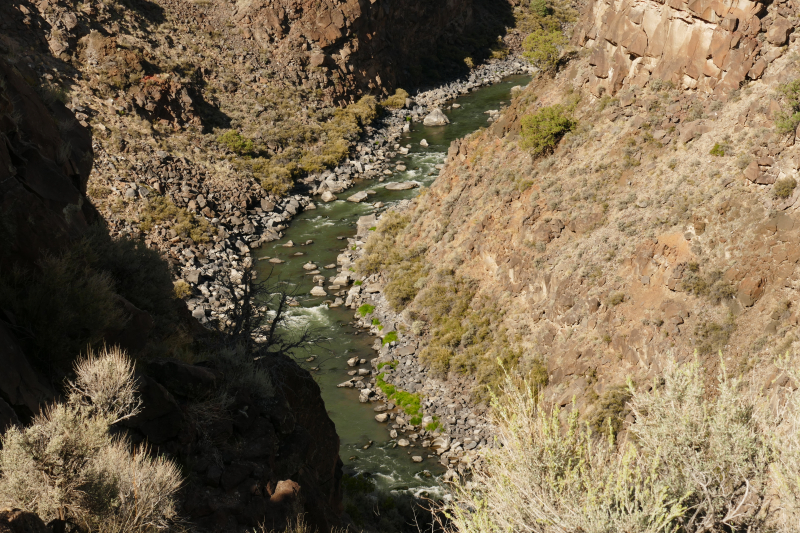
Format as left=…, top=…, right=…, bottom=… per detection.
left=283, top=304, right=334, bottom=328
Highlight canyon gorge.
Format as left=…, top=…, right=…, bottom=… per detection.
left=1, top=0, right=800, bottom=531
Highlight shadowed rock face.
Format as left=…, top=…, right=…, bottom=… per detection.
left=0, top=58, right=96, bottom=269
left=574, top=0, right=797, bottom=95
left=236, top=0, right=515, bottom=100
left=0, top=57, right=93, bottom=429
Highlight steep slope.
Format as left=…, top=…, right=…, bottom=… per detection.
left=0, top=6, right=343, bottom=531
left=353, top=0, right=800, bottom=445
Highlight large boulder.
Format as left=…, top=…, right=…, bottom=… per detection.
left=767, top=17, right=794, bottom=45
left=347, top=191, right=369, bottom=203
left=423, top=108, right=450, bottom=126
left=384, top=181, right=420, bottom=191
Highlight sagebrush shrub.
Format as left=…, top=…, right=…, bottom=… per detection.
left=444, top=358, right=795, bottom=533
left=774, top=177, right=797, bottom=199
left=0, top=348, right=182, bottom=531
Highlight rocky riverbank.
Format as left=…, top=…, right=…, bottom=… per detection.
left=109, top=57, right=535, bottom=329
left=331, top=207, right=496, bottom=482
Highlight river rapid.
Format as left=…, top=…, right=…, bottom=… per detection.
left=253, top=74, right=531, bottom=494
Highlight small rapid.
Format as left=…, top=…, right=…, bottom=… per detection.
left=253, top=74, right=531, bottom=493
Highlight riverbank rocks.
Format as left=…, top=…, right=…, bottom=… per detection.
left=398, top=439, right=410, bottom=447
left=423, top=108, right=450, bottom=126
left=321, top=191, right=337, bottom=202
left=375, top=413, right=389, bottom=422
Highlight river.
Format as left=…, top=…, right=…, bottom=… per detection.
left=253, top=74, right=531, bottom=494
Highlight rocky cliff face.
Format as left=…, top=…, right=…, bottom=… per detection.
left=233, top=0, right=516, bottom=100
left=360, top=0, right=800, bottom=436
left=574, top=0, right=797, bottom=95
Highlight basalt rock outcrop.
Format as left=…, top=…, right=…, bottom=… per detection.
left=575, top=0, right=799, bottom=95
left=233, top=0, right=517, bottom=100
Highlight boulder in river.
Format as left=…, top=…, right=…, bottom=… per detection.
left=412, top=456, right=423, bottom=463
left=385, top=181, right=420, bottom=191
left=420, top=139, right=429, bottom=147
left=423, top=108, right=450, bottom=126
left=347, top=356, right=359, bottom=367
left=375, top=413, right=389, bottom=423
left=397, top=439, right=410, bottom=447
left=347, top=191, right=369, bottom=203
left=303, top=262, right=317, bottom=271
left=321, top=191, right=337, bottom=202
left=310, top=286, right=327, bottom=297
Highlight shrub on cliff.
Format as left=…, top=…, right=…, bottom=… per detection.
left=775, top=177, right=797, bottom=199
left=0, top=347, right=182, bottom=531
left=775, top=79, right=800, bottom=135
left=520, top=104, right=576, bottom=156
left=444, top=358, right=796, bottom=533
left=522, top=29, right=566, bottom=72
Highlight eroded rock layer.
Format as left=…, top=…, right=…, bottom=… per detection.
left=574, top=0, right=798, bottom=95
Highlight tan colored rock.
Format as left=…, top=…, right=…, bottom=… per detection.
left=744, top=160, right=761, bottom=182
left=767, top=17, right=794, bottom=45
left=578, top=0, right=771, bottom=95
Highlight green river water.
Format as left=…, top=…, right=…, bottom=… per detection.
left=253, top=75, right=530, bottom=494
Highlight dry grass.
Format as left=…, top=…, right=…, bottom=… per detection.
left=442, top=358, right=797, bottom=533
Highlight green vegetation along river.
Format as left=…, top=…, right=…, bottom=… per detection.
left=253, top=74, right=531, bottom=494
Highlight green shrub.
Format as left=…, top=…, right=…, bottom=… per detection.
left=588, top=385, right=632, bottom=438
left=381, top=89, right=410, bottom=110
left=140, top=196, right=212, bottom=243
left=694, top=314, right=736, bottom=354
left=606, top=292, right=625, bottom=306
left=358, top=304, right=375, bottom=317
left=530, top=0, right=552, bottom=17
left=520, top=104, right=576, bottom=156
left=0, top=253, right=124, bottom=375
left=681, top=265, right=736, bottom=304
left=0, top=227, right=188, bottom=374
left=776, top=79, right=800, bottom=134
left=217, top=129, right=255, bottom=155
left=420, top=345, right=454, bottom=374
left=382, top=331, right=398, bottom=345
left=709, top=142, right=727, bottom=156
left=775, top=177, right=798, bottom=199
left=522, top=28, right=566, bottom=71
left=173, top=280, right=192, bottom=299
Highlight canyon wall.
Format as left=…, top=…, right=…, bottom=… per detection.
left=233, top=0, right=517, bottom=99
left=367, top=0, right=800, bottom=428
left=574, top=0, right=797, bottom=95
